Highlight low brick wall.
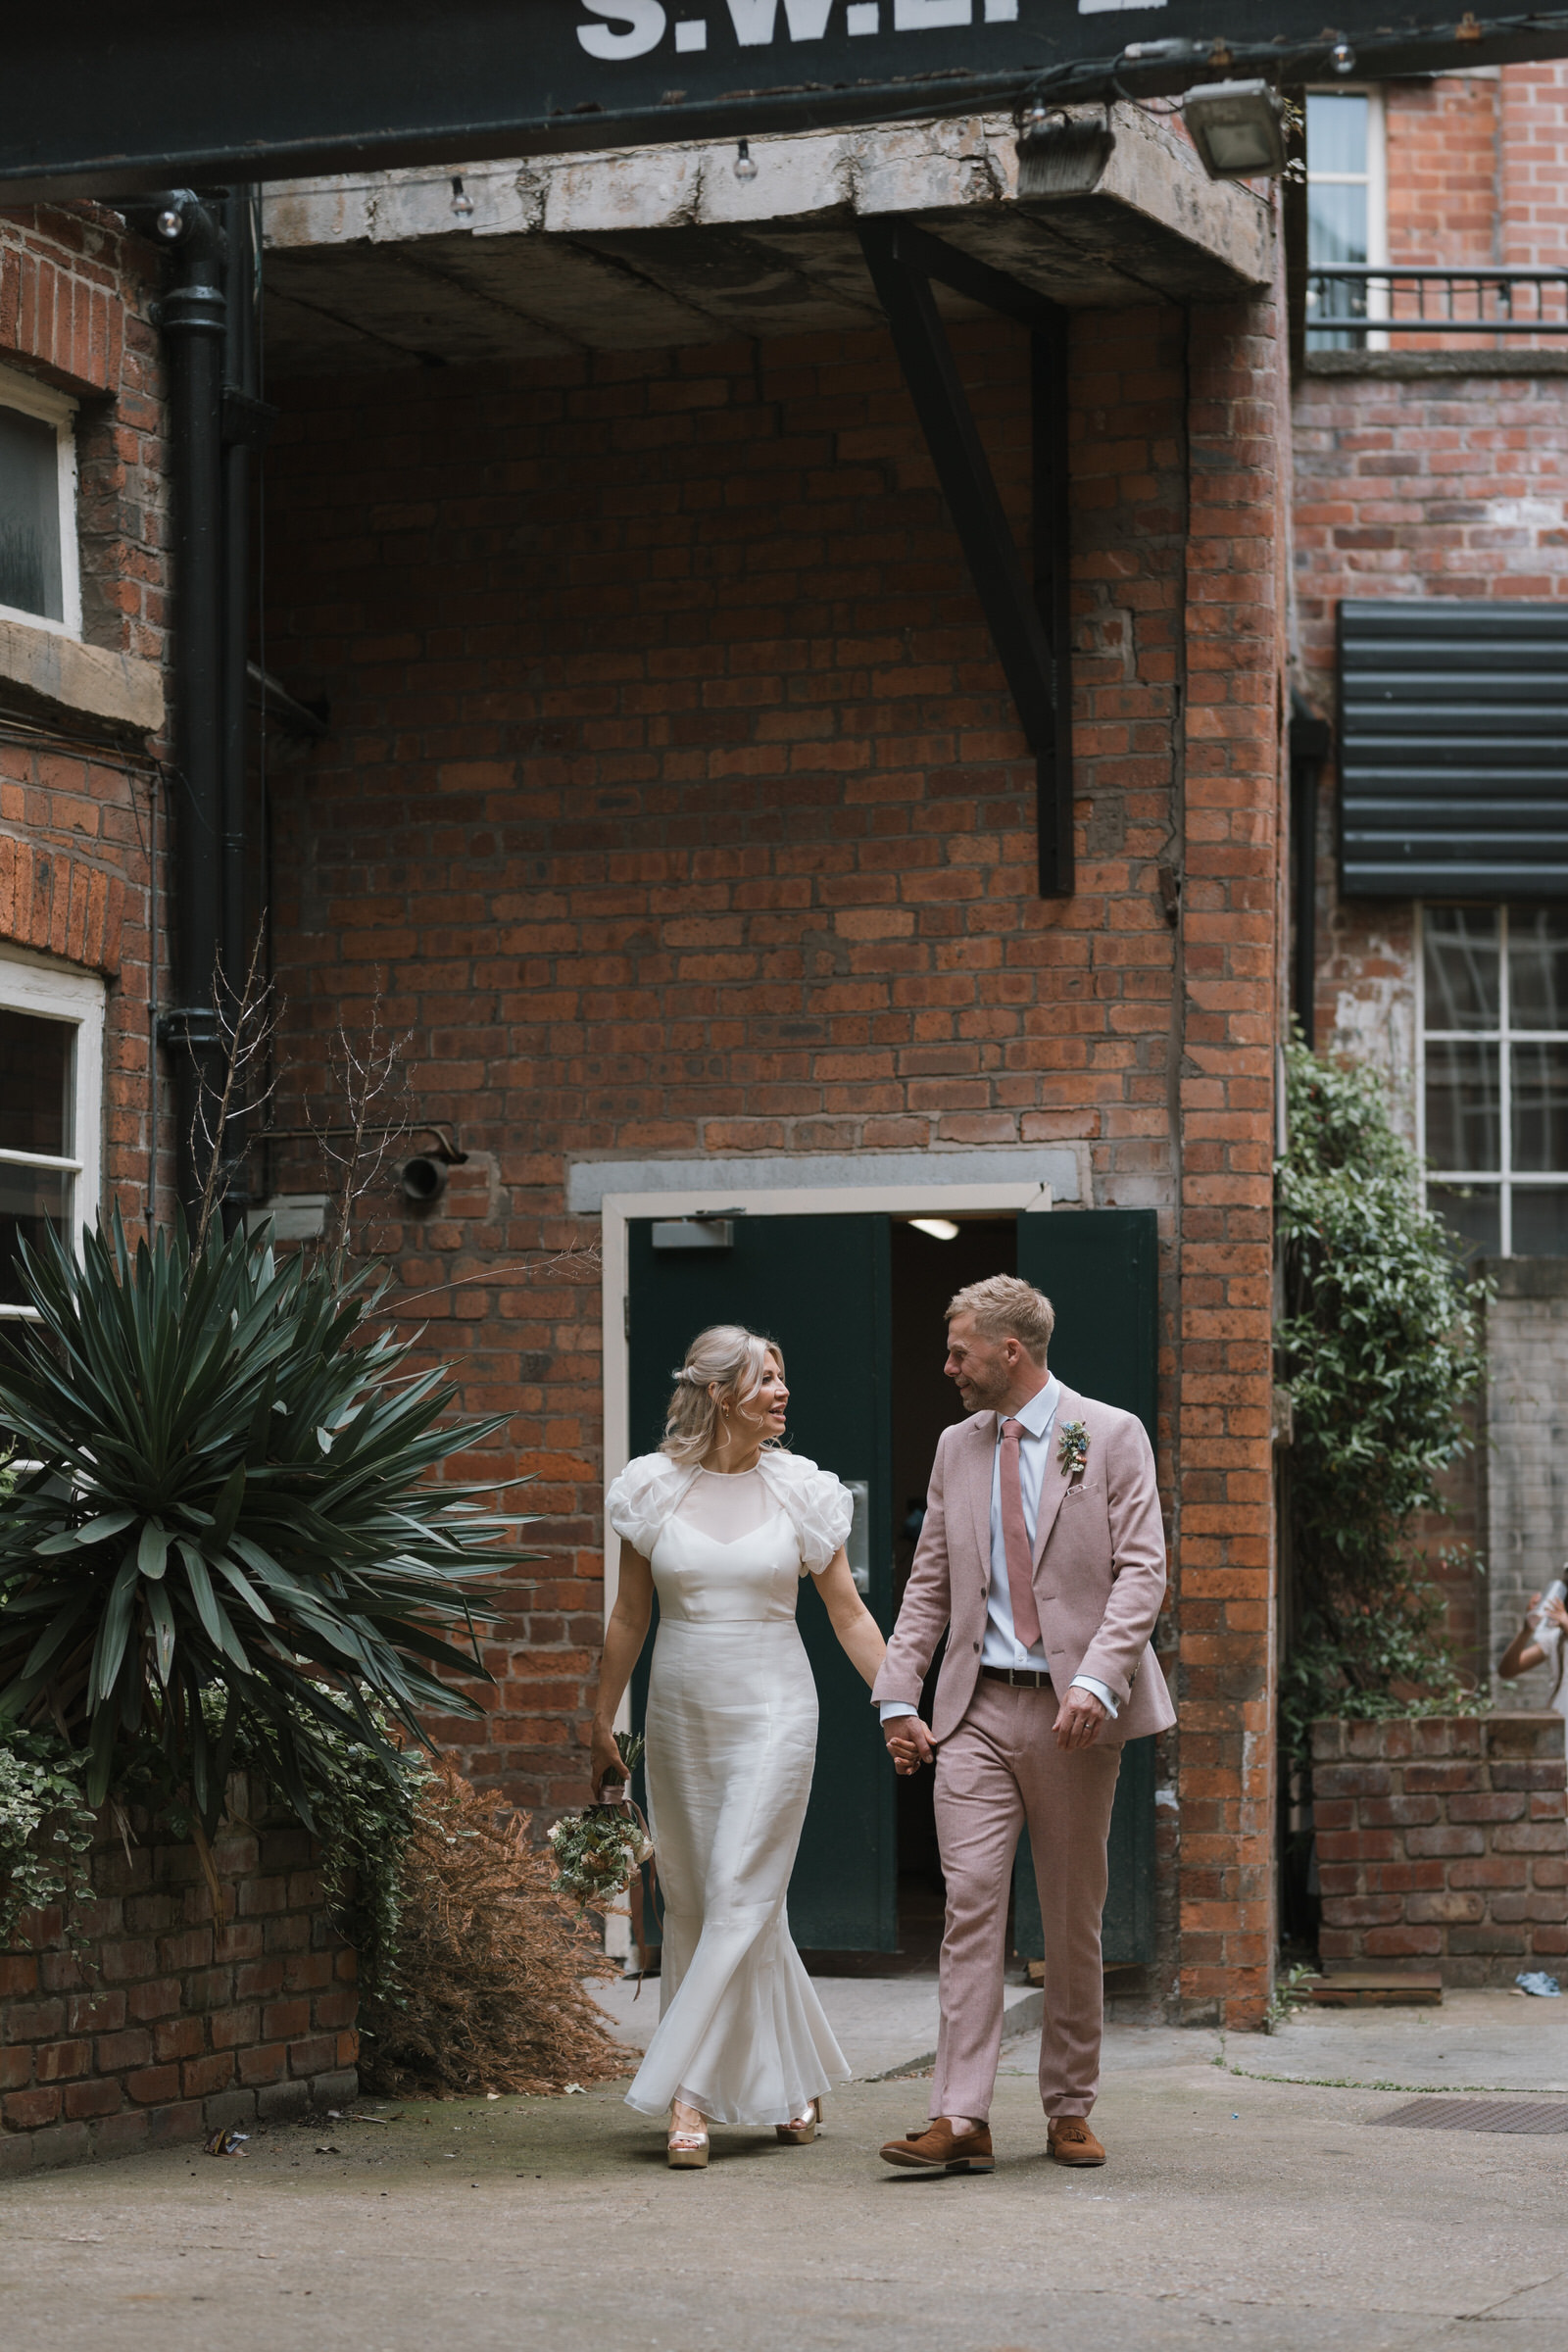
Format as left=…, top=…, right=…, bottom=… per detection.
left=1, top=1775, right=357, bottom=2176
left=1311, top=1715, right=1568, bottom=1984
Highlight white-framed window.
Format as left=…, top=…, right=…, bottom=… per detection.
left=1305, top=88, right=1388, bottom=351
left=0, top=361, right=81, bottom=636
left=1419, top=904, right=1568, bottom=1260
left=0, top=954, right=104, bottom=1319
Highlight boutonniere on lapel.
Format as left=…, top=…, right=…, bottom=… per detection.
left=1057, top=1420, right=1090, bottom=1482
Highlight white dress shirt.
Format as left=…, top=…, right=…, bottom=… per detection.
left=881, top=1375, right=1119, bottom=1723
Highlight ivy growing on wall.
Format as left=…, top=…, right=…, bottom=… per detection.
left=1276, top=1037, right=1490, bottom=1761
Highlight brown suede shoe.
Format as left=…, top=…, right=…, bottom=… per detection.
left=879, top=2117, right=995, bottom=2174
left=1048, top=2116, right=1105, bottom=2167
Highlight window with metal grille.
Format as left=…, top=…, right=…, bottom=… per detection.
left=0, top=958, right=103, bottom=1319
left=1421, top=904, right=1568, bottom=1258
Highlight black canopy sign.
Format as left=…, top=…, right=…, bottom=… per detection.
left=6, top=0, right=1568, bottom=196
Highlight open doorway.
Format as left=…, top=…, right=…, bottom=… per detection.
left=888, top=1214, right=1017, bottom=1967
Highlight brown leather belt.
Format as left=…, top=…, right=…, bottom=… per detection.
left=980, top=1665, right=1053, bottom=1690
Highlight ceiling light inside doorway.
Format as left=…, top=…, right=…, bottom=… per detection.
left=1180, top=80, right=1288, bottom=181
left=908, top=1217, right=960, bottom=1242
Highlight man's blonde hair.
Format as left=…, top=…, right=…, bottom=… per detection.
left=946, top=1274, right=1054, bottom=1365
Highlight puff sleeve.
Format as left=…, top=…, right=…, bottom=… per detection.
left=605, top=1453, right=690, bottom=1557
left=759, top=1452, right=856, bottom=1574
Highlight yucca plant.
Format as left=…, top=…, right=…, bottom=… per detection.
left=0, top=1213, right=525, bottom=1854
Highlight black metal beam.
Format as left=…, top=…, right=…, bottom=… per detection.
left=858, top=219, right=1072, bottom=899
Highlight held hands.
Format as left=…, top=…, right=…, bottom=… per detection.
left=882, top=1716, right=936, bottom=1777
left=1054, top=1685, right=1108, bottom=1751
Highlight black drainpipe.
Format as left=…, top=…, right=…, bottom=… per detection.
left=149, top=188, right=268, bottom=1226
left=1289, top=691, right=1332, bottom=1053
left=153, top=190, right=228, bottom=1220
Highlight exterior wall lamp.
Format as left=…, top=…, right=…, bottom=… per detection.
left=1181, top=79, right=1289, bottom=181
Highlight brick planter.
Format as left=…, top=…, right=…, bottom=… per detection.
left=1311, top=1715, right=1568, bottom=1985
left=0, top=1774, right=358, bottom=2177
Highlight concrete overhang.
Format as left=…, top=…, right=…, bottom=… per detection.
left=262, top=105, right=1273, bottom=372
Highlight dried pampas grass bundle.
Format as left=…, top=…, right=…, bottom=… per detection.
left=360, top=1759, right=627, bottom=2098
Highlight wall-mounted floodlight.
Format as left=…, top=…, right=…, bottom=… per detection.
left=1181, top=80, right=1288, bottom=181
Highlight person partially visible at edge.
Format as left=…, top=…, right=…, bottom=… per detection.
left=1497, top=1584, right=1568, bottom=1756
left=587, top=1324, right=886, bottom=2170
left=873, top=1274, right=1174, bottom=2178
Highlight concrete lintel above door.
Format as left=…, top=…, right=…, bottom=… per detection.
left=568, top=1144, right=1083, bottom=1216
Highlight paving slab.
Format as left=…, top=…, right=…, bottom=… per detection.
left=3, top=2037, right=1568, bottom=2352
left=1236, top=1986, right=1568, bottom=2095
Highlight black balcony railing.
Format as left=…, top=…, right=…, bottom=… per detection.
left=1306, top=266, right=1568, bottom=343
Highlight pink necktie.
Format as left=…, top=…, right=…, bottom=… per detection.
left=999, top=1417, right=1042, bottom=1652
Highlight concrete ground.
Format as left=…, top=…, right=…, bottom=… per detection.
left=2, top=1989, right=1565, bottom=2351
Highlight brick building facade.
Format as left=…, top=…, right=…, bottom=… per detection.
left=12, top=61, right=1559, bottom=2044
left=0, top=200, right=170, bottom=1271
left=1296, top=62, right=1568, bottom=1710
left=246, top=116, right=1286, bottom=2026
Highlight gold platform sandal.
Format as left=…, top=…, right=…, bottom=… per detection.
left=775, top=2098, right=821, bottom=2147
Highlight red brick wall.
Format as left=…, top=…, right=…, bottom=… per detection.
left=1312, top=1714, right=1567, bottom=1984
left=1179, top=297, right=1288, bottom=2023
left=260, top=289, right=1287, bottom=2024
left=1500, top=60, right=1568, bottom=269
left=1386, top=74, right=1499, bottom=271
left=0, top=1777, right=357, bottom=2177
left=0, top=201, right=172, bottom=1230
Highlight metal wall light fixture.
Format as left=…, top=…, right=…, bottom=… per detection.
left=1181, top=79, right=1289, bottom=181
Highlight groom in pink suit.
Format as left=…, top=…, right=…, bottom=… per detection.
left=873, top=1273, right=1173, bottom=2174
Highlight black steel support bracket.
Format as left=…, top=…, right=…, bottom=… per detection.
left=858, top=218, right=1073, bottom=899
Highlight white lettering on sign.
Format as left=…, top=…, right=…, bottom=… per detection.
left=724, top=0, right=835, bottom=38
left=578, top=0, right=667, bottom=56
left=573, top=0, right=1029, bottom=53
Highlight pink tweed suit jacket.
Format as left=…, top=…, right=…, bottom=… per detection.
left=872, top=1386, right=1175, bottom=1747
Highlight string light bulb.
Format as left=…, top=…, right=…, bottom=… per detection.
left=451, top=175, right=474, bottom=219
left=156, top=205, right=184, bottom=241
left=733, top=139, right=759, bottom=181
left=1330, top=39, right=1355, bottom=74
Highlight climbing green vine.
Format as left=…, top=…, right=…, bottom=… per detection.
left=1276, top=1037, right=1489, bottom=1762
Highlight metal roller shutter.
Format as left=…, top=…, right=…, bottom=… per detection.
left=1338, top=598, right=1568, bottom=898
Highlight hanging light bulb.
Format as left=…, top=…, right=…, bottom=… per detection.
left=451, top=175, right=474, bottom=220
left=1330, top=39, right=1356, bottom=74
left=156, top=204, right=185, bottom=241
left=733, top=139, right=759, bottom=182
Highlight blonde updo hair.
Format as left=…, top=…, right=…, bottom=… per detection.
left=662, top=1324, right=786, bottom=1467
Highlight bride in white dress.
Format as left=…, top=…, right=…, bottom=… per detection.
left=590, top=1324, right=886, bottom=2168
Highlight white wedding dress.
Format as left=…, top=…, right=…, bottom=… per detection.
left=605, top=1450, right=856, bottom=2128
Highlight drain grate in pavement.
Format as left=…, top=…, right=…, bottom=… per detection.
left=1370, top=2097, right=1568, bottom=2135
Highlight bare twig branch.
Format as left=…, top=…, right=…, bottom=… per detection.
left=387, top=1245, right=604, bottom=1314
left=191, top=920, right=282, bottom=1254
left=307, top=978, right=416, bottom=1258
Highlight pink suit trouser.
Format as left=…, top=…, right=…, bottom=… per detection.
left=929, top=1675, right=1123, bottom=2125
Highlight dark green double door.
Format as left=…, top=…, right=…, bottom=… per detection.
left=626, top=1207, right=1157, bottom=1957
